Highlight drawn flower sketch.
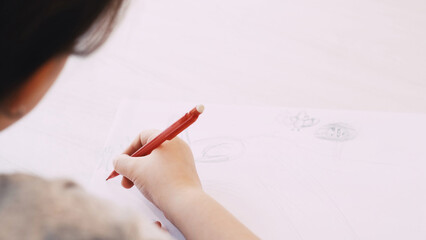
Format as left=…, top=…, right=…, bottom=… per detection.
left=278, top=112, right=320, bottom=131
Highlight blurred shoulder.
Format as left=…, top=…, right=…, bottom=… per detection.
left=0, top=173, right=174, bottom=240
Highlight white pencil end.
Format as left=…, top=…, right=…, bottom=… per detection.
left=196, top=104, right=205, bottom=114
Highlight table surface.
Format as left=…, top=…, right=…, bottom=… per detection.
left=1, top=0, right=425, bottom=184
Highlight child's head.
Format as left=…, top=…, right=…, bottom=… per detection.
left=0, top=0, right=125, bottom=130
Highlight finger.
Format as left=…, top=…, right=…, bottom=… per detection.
left=113, top=154, right=137, bottom=177
left=121, top=176, right=134, bottom=189
left=123, top=129, right=161, bottom=155
left=114, top=155, right=136, bottom=188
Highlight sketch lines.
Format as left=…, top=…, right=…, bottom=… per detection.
left=315, top=123, right=357, bottom=142
left=278, top=112, right=320, bottom=131
left=190, top=137, right=245, bottom=163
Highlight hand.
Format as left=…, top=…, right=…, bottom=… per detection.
left=114, top=130, right=259, bottom=240
left=113, top=130, right=202, bottom=210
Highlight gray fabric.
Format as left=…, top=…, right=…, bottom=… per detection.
left=0, top=173, right=168, bottom=240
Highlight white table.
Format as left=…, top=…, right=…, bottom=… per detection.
left=1, top=0, right=425, bottom=187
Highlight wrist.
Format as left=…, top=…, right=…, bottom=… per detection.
left=158, top=186, right=206, bottom=220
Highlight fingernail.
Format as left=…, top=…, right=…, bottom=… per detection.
left=154, top=221, right=162, bottom=228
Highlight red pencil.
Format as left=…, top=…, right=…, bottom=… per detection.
left=106, top=105, right=205, bottom=181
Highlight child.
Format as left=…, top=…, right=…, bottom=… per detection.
left=0, top=1, right=258, bottom=239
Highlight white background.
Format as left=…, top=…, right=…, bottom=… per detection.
left=1, top=0, right=425, bottom=182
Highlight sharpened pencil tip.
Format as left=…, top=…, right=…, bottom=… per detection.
left=106, top=173, right=115, bottom=181
left=106, top=171, right=120, bottom=181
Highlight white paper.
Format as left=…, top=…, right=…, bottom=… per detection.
left=90, top=99, right=426, bottom=240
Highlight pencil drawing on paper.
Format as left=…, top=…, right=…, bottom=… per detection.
left=99, top=147, right=114, bottom=171
left=315, top=123, right=357, bottom=142
left=278, top=112, right=320, bottom=131
left=190, top=137, right=245, bottom=163
left=98, top=136, right=133, bottom=171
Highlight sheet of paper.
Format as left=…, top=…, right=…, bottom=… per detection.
left=90, top=99, right=426, bottom=240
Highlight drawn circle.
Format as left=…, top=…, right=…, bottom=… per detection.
left=190, top=137, right=245, bottom=163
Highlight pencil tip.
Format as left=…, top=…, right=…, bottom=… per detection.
left=106, top=171, right=119, bottom=181
left=105, top=174, right=113, bottom=181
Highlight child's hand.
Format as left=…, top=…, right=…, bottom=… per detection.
left=113, top=130, right=202, bottom=210
left=113, top=130, right=259, bottom=240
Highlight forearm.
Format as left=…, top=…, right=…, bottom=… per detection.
left=161, top=188, right=259, bottom=240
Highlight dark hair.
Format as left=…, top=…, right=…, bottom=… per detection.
left=0, top=0, right=125, bottom=102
